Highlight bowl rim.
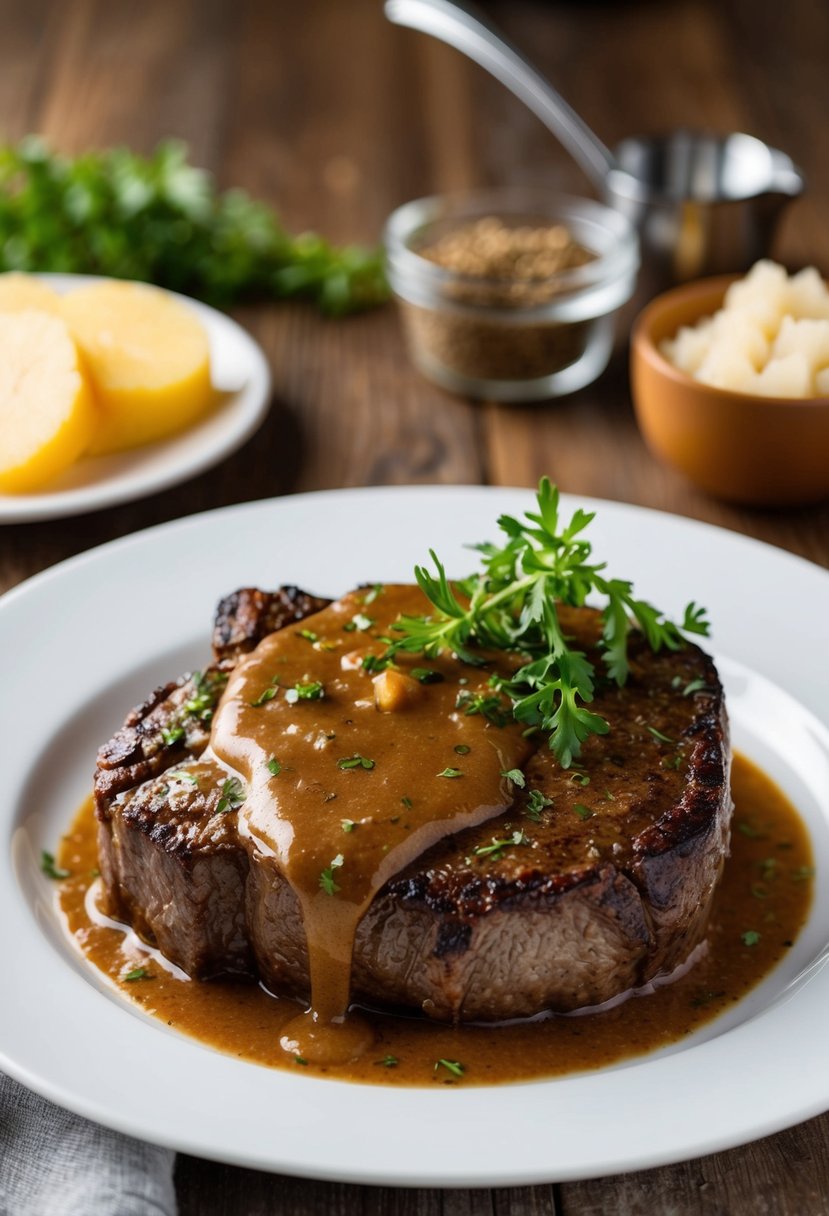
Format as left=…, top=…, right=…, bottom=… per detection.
left=632, top=274, right=829, bottom=410
left=384, top=188, right=639, bottom=298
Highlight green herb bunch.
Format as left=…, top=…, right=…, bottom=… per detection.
left=0, top=137, right=388, bottom=314
left=390, top=479, right=709, bottom=767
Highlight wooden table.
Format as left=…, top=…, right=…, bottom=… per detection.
left=2, top=1, right=828, bottom=1212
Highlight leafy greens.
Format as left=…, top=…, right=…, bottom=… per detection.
left=390, top=478, right=709, bottom=767
left=0, top=137, right=388, bottom=315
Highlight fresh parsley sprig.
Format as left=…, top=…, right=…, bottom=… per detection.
left=0, top=137, right=388, bottom=315
left=390, top=478, right=709, bottom=767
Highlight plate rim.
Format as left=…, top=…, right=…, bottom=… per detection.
left=2, top=484, right=828, bottom=1186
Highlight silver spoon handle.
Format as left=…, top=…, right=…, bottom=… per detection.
left=384, top=0, right=614, bottom=192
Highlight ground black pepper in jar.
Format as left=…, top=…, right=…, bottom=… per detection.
left=385, top=192, right=639, bottom=402
left=404, top=217, right=594, bottom=383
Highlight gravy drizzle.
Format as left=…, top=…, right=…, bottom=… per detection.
left=57, top=753, right=814, bottom=1086
left=210, top=585, right=530, bottom=1063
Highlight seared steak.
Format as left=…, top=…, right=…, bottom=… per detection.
left=95, top=587, right=731, bottom=1022
left=97, top=759, right=251, bottom=978
left=95, top=667, right=230, bottom=807
left=212, top=586, right=330, bottom=663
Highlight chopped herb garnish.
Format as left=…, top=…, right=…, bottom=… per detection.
left=473, top=830, right=527, bottom=859
left=337, top=754, right=376, bottom=771
left=569, top=771, right=590, bottom=786
left=40, top=851, right=70, bottom=880
left=738, top=822, right=762, bottom=839
left=168, top=770, right=198, bottom=785
left=682, top=678, right=708, bottom=696
left=573, top=803, right=594, bottom=821
left=401, top=796, right=413, bottom=809
left=792, top=866, right=816, bottom=882
left=488, top=673, right=511, bottom=691
left=387, top=478, right=708, bottom=766
left=250, top=686, right=278, bottom=707
left=298, top=629, right=318, bottom=643
left=123, top=966, right=151, bottom=982
left=285, top=681, right=324, bottom=703
left=760, top=858, right=778, bottom=880
left=361, top=653, right=392, bottom=674
left=455, top=690, right=509, bottom=727
left=183, top=692, right=211, bottom=718
left=352, top=613, right=374, bottom=631
left=294, top=1056, right=308, bottom=1066
left=501, top=768, right=526, bottom=787
left=341, top=819, right=357, bottom=833
left=410, top=667, right=444, bottom=684
left=525, top=789, right=553, bottom=821
left=751, top=883, right=769, bottom=900
left=375, top=1054, right=398, bottom=1067
left=319, top=854, right=344, bottom=895
left=603, top=788, right=615, bottom=801
left=434, top=1059, right=465, bottom=1078
left=216, top=777, right=246, bottom=815
left=158, top=670, right=231, bottom=740
left=183, top=669, right=228, bottom=720
left=363, top=584, right=385, bottom=605
left=741, top=929, right=761, bottom=947
left=662, top=754, right=682, bottom=770
left=454, top=744, right=471, bottom=755
left=437, top=767, right=463, bottom=779
left=647, top=726, right=675, bottom=744
left=267, top=757, right=282, bottom=776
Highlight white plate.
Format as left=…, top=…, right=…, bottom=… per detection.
left=2, top=487, right=829, bottom=1187
left=0, top=274, right=271, bottom=522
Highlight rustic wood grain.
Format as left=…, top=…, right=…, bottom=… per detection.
left=173, top=1165, right=559, bottom=1216
left=2, top=0, right=828, bottom=1213
left=561, top=1116, right=829, bottom=1216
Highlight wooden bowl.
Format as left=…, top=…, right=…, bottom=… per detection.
left=630, top=276, right=829, bottom=506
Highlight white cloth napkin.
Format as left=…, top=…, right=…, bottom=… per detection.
left=0, top=1073, right=176, bottom=1216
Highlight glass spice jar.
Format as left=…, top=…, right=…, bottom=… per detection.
left=384, top=189, right=639, bottom=401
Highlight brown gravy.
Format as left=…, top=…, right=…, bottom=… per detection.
left=57, top=753, right=813, bottom=1087
left=210, top=585, right=530, bottom=1060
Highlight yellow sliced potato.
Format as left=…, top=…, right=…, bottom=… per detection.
left=0, top=272, right=63, bottom=315
left=0, top=311, right=95, bottom=493
left=61, top=280, right=213, bottom=454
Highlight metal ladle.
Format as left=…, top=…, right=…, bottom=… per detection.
left=385, top=0, right=805, bottom=302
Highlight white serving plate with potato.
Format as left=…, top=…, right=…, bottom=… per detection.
left=0, top=274, right=271, bottom=524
